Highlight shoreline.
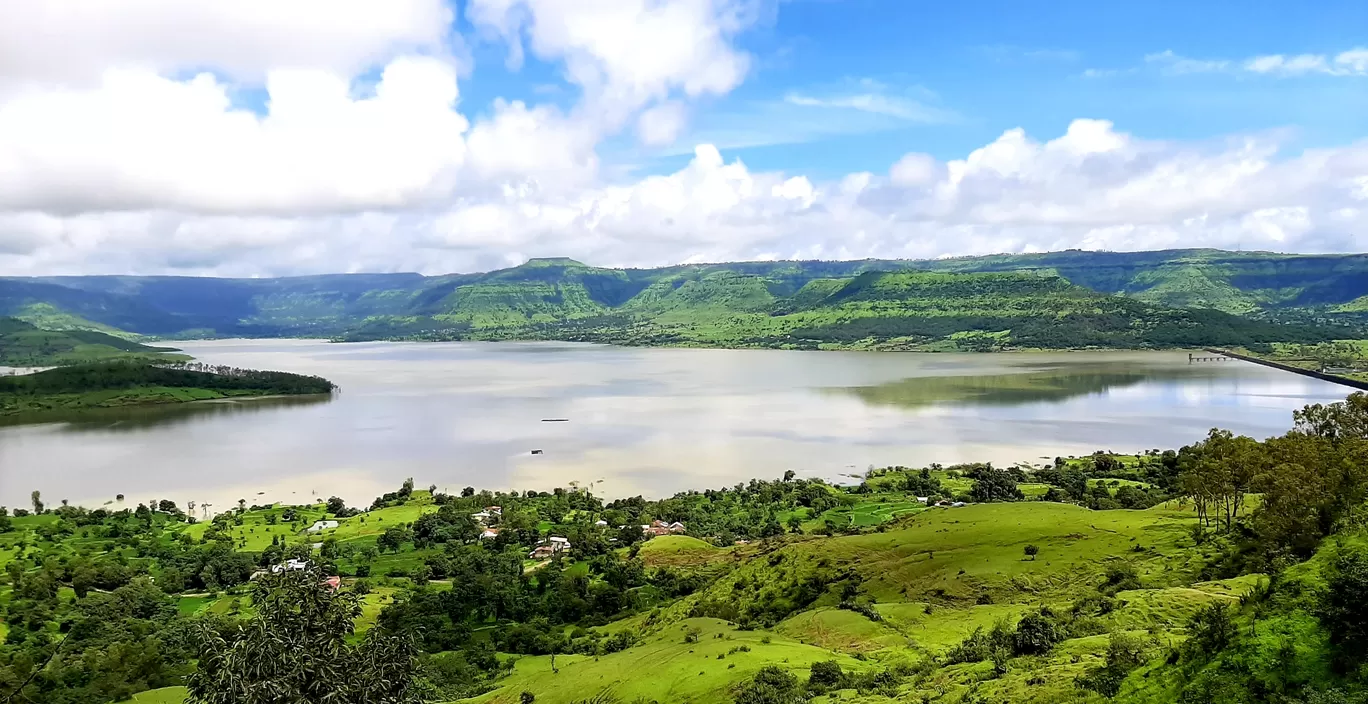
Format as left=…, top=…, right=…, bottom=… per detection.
left=1208, top=348, right=1368, bottom=391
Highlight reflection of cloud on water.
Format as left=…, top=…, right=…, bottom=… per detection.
left=7, top=339, right=1362, bottom=509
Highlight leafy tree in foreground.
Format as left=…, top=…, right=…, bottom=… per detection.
left=187, top=568, right=423, bottom=704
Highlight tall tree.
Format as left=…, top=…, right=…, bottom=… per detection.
left=187, top=568, right=423, bottom=704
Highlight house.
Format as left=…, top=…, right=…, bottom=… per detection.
left=485, top=506, right=502, bottom=516
left=914, top=496, right=929, bottom=504
left=268, top=558, right=309, bottom=574
left=548, top=536, right=571, bottom=552
left=529, top=545, right=555, bottom=559
left=480, top=528, right=500, bottom=540
left=322, top=576, right=341, bottom=591
left=307, top=520, right=339, bottom=532
left=471, top=511, right=491, bottom=523
left=642, top=520, right=686, bottom=537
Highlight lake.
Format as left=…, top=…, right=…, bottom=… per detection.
left=0, top=340, right=1352, bottom=513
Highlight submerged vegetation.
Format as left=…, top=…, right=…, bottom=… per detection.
left=3, top=394, right=1368, bottom=702
left=0, top=361, right=337, bottom=416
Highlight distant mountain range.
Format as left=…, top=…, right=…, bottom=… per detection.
left=3, top=249, right=1365, bottom=351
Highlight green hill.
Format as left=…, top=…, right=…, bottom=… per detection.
left=6, top=249, right=1368, bottom=348
left=0, top=317, right=184, bottom=366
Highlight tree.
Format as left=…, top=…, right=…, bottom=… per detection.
left=733, top=665, right=804, bottom=704
left=1024, top=545, right=1039, bottom=560
left=1319, top=545, right=1368, bottom=661
left=520, top=693, right=535, bottom=704
left=783, top=470, right=796, bottom=482
left=378, top=526, right=409, bottom=553
left=969, top=468, right=1024, bottom=503
left=326, top=496, right=347, bottom=515
left=786, top=515, right=803, bottom=534
left=30, top=489, right=43, bottom=515
left=187, top=567, right=422, bottom=704
left=0, top=508, right=10, bottom=533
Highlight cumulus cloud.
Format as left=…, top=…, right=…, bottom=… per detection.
left=4, top=120, right=1367, bottom=276
left=0, top=3, right=1364, bottom=277
left=467, top=0, right=763, bottom=137
left=0, top=0, right=453, bottom=85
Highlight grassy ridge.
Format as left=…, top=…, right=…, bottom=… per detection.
left=7, top=249, right=1368, bottom=343
left=0, top=316, right=183, bottom=366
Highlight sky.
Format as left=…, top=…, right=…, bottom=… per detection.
left=0, top=0, right=1365, bottom=276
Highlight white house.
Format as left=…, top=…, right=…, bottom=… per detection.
left=480, top=528, right=500, bottom=540
left=471, top=511, right=491, bottom=522
left=268, top=558, right=310, bottom=574
left=548, top=536, right=571, bottom=552
left=914, top=496, right=929, bottom=504
left=308, top=520, right=339, bottom=532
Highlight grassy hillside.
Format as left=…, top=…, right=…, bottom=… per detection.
left=5, top=249, right=1368, bottom=348
left=0, top=316, right=184, bottom=366
left=0, top=360, right=336, bottom=416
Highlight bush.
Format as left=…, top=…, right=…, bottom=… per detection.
left=1012, top=608, right=1065, bottom=656
left=1319, top=545, right=1368, bottom=661
left=1186, top=602, right=1235, bottom=658
left=734, top=665, right=804, bottom=704
left=807, top=660, right=844, bottom=692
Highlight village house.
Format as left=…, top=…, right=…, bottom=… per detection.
left=641, top=520, right=686, bottom=537
left=528, top=536, right=572, bottom=559
left=479, top=527, right=500, bottom=540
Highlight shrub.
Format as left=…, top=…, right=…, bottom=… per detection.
left=1318, top=545, right=1368, bottom=661
left=734, top=665, right=804, bottom=704
left=1186, top=602, right=1236, bottom=658
left=1012, top=608, right=1065, bottom=656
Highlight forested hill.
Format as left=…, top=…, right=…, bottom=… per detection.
left=0, top=316, right=183, bottom=366
left=0, top=361, right=337, bottom=416
left=2, top=249, right=1366, bottom=349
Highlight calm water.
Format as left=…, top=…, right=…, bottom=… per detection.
left=0, top=340, right=1351, bottom=512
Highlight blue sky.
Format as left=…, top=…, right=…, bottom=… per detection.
left=458, top=0, right=1368, bottom=179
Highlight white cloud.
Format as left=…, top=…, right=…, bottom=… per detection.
left=1136, top=46, right=1368, bottom=78
left=1144, top=50, right=1231, bottom=75
left=1244, top=47, right=1368, bottom=76
left=0, top=0, right=453, bottom=85
left=636, top=101, right=689, bottom=146
left=5, top=120, right=1368, bottom=276
left=466, top=0, right=763, bottom=139
left=0, top=58, right=472, bottom=214
left=783, top=91, right=955, bottom=123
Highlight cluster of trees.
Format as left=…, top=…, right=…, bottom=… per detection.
left=0, top=361, right=337, bottom=397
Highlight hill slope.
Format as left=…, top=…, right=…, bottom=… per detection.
left=5, top=249, right=1368, bottom=347
left=0, top=317, right=184, bottom=366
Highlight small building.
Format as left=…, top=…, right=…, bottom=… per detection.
left=529, top=545, right=556, bottom=559
left=642, top=520, right=686, bottom=536
left=322, top=576, right=341, bottom=591
left=594, top=519, right=608, bottom=527
left=914, top=496, right=929, bottom=504
left=548, top=536, right=571, bottom=552
left=268, top=558, right=310, bottom=574
left=480, top=528, right=500, bottom=540
left=308, top=520, right=339, bottom=532
left=485, top=506, right=503, bottom=516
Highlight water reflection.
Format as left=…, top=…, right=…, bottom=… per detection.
left=0, top=341, right=1351, bottom=511
left=836, top=361, right=1215, bottom=409
left=0, top=394, right=333, bottom=431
